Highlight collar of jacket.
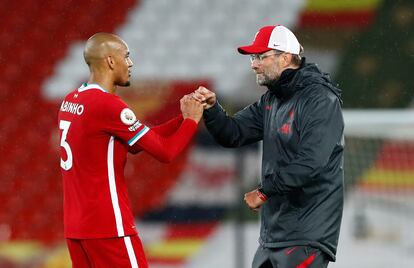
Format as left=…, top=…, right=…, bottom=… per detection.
left=268, top=57, right=306, bottom=101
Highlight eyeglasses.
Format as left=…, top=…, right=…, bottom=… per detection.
left=250, top=51, right=283, bottom=63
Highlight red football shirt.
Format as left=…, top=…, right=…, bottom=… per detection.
left=58, top=83, right=197, bottom=239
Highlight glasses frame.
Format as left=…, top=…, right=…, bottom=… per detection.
left=250, top=51, right=284, bottom=63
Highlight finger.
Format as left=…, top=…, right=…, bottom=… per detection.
left=196, top=86, right=209, bottom=94
left=202, top=92, right=214, bottom=100
left=195, top=89, right=204, bottom=96
left=193, top=92, right=205, bottom=102
left=185, top=96, right=194, bottom=103
left=192, top=95, right=204, bottom=102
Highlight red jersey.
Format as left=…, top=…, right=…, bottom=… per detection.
left=58, top=83, right=197, bottom=239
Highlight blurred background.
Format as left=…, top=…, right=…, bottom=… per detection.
left=0, top=0, right=413, bottom=267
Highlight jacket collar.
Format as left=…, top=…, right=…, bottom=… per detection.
left=268, top=58, right=306, bottom=100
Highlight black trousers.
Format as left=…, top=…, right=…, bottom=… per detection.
left=252, top=245, right=329, bottom=268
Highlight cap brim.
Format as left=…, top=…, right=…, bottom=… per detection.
left=237, top=45, right=272, bottom=55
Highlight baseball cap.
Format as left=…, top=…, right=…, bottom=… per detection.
left=238, top=25, right=301, bottom=55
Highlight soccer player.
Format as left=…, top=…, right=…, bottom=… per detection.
left=193, top=25, right=344, bottom=267
left=58, top=33, right=203, bottom=268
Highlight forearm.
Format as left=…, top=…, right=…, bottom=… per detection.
left=204, top=103, right=239, bottom=147
left=203, top=102, right=261, bottom=147
left=131, top=118, right=198, bottom=163
left=261, top=164, right=316, bottom=197
left=150, top=115, right=183, bottom=137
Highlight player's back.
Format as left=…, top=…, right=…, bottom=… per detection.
left=59, top=84, right=113, bottom=180
left=58, top=83, right=136, bottom=239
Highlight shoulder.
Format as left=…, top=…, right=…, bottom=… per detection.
left=101, top=91, right=123, bottom=103
left=67, top=89, right=131, bottom=123
left=112, top=98, right=134, bottom=124
left=303, top=93, right=340, bottom=120
left=299, top=79, right=341, bottom=108
left=93, top=91, right=128, bottom=110
left=297, top=64, right=342, bottom=104
left=257, top=91, right=272, bottom=107
left=296, top=83, right=342, bottom=120
left=98, top=93, right=138, bottom=125
left=305, top=84, right=337, bottom=101
left=62, top=89, right=79, bottom=101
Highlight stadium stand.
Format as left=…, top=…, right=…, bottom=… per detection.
left=0, top=0, right=136, bottom=242
left=1, top=0, right=413, bottom=267
left=43, top=0, right=306, bottom=104
left=335, top=0, right=414, bottom=108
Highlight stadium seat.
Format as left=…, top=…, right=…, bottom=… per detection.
left=0, top=0, right=138, bottom=243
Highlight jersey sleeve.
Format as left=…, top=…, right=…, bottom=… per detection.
left=128, top=115, right=183, bottom=155
left=102, top=96, right=198, bottom=163
left=133, top=119, right=198, bottom=163
left=150, top=115, right=183, bottom=137
left=101, top=96, right=150, bottom=145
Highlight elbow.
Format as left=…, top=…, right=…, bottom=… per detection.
left=214, top=137, right=240, bottom=148
left=222, top=143, right=239, bottom=148
left=159, top=158, right=172, bottom=164
left=129, top=150, right=141, bottom=155
left=129, top=145, right=143, bottom=155
left=157, top=153, right=175, bottom=163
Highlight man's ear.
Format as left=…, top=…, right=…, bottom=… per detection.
left=281, top=53, right=292, bottom=68
left=106, top=56, right=115, bottom=70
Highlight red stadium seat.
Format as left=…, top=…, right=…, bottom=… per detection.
left=0, top=0, right=138, bottom=243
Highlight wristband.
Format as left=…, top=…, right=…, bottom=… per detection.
left=256, top=188, right=268, bottom=202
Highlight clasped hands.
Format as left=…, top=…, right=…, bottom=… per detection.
left=179, top=86, right=216, bottom=123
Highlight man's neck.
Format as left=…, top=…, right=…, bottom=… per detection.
left=281, top=64, right=300, bottom=73
left=88, top=74, right=116, bottom=94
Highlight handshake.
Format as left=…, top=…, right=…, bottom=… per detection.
left=180, top=86, right=216, bottom=123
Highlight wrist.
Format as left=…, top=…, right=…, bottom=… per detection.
left=205, top=101, right=217, bottom=110
left=203, top=102, right=220, bottom=117
left=183, top=117, right=199, bottom=125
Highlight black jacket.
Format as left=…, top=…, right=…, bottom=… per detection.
left=203, top=60, right=344, bottom=261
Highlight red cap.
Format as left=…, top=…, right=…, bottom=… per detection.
left=238, top=25, right=300, bottom=55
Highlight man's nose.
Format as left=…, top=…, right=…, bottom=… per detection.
left=251, top=60, right=259, bottom=70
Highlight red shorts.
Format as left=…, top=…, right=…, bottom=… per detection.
left=66, top=235, right=148, bottom=268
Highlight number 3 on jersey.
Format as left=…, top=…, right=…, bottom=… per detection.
left=59, top=120, right=73, bottom=170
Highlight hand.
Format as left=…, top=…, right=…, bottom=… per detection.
left=180, top=94, right=204, bottom=123
left=244, top=188, right=266, bottom=211
left=192, top=86, right=216, bottom=110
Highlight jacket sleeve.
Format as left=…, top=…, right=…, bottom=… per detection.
left=261, top=89, right=344, bottom=197
left=203, top=98, right=264, bottom=148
